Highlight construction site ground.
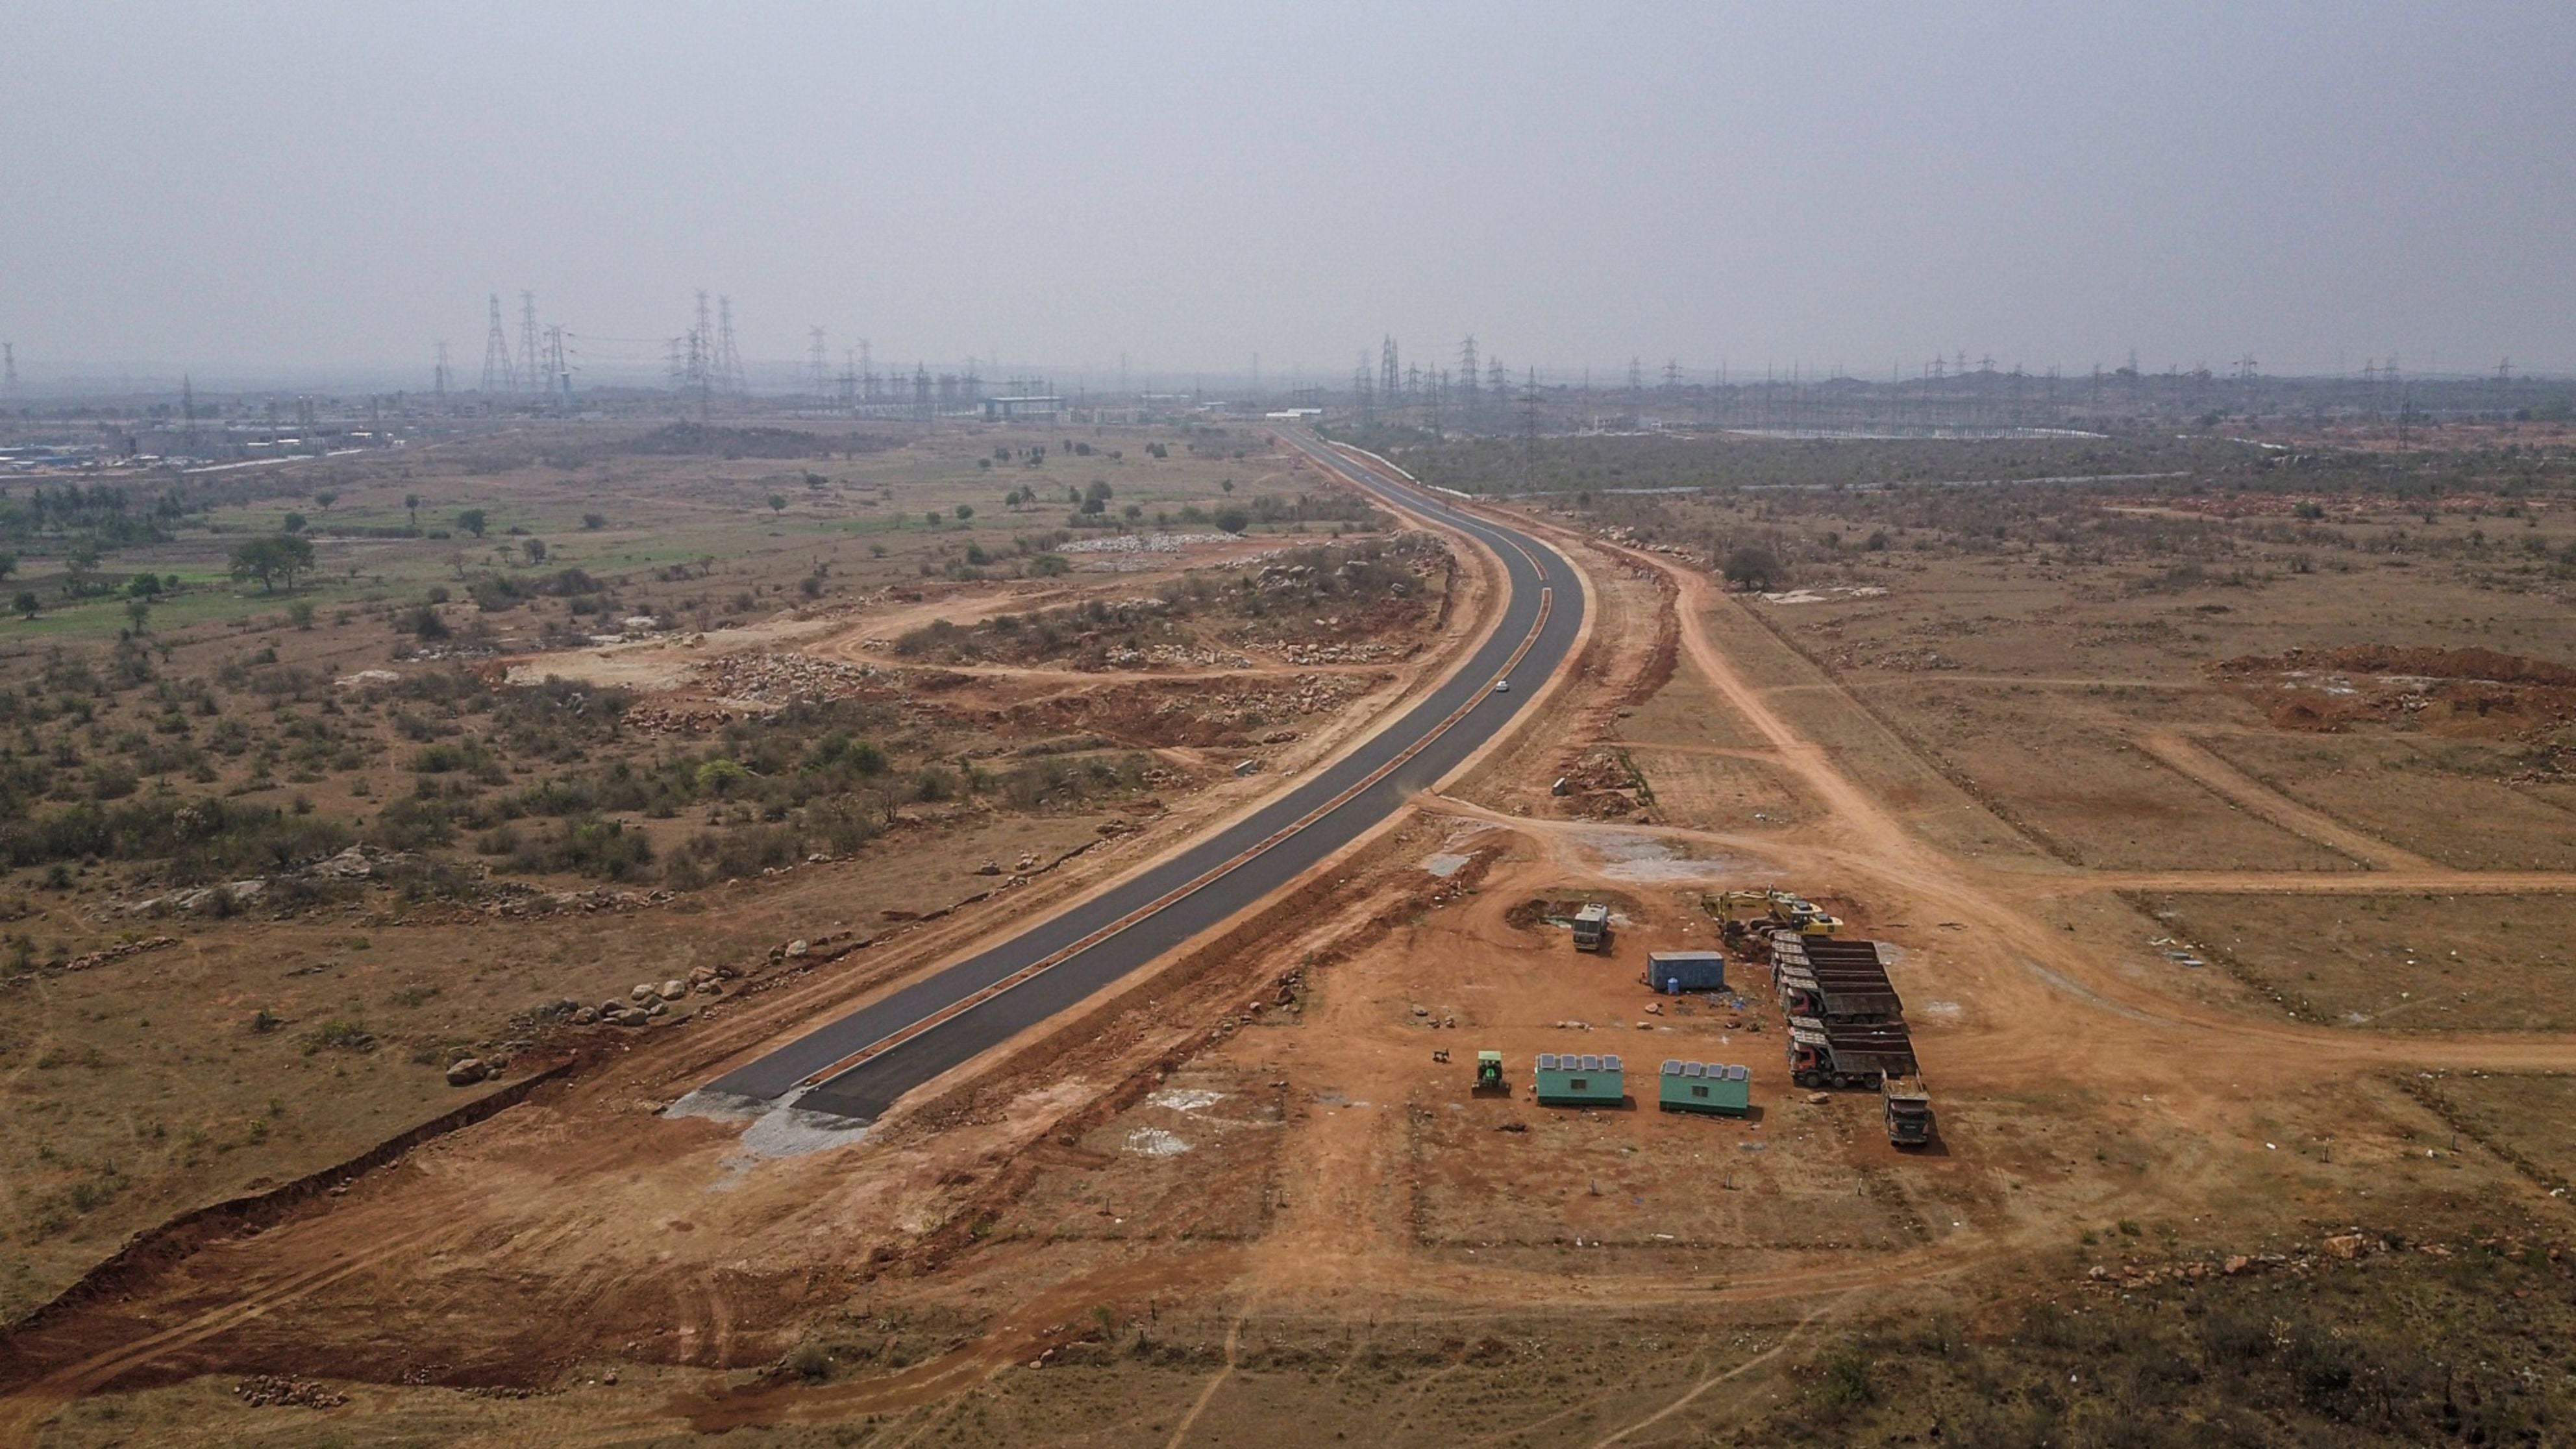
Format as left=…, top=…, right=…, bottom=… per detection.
left=6, top=427, right=2576, bottom=1444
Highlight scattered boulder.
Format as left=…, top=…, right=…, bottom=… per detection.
left=571, top=1006, right=599, bottom=1026
left=784, top=939, right=810, bottom=958
left=630, top=984, right=657, bottom=1004
left=447, top=1058, right=489, bottom=1087
left=236, top=1375, right=348, bottom=1409
left=658, top=979, right=687, bottom=1001
left=974, top=861, right=1003, bottom=876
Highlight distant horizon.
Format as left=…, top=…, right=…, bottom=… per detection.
left=5, top=4, right=2568, bottom=390
left=4, top=351, right=2568, bottom=402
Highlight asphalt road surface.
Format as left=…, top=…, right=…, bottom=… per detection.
left=698, top=434, right=1584, bottom=1121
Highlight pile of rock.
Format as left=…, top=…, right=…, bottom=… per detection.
left=1057, top=532, right=1237, bottom=555
left=446, top=1054, right=507, bottom=1086
left=481, top=886, right=672, bottom=919
left=1275, top=639, right=1402, bottom=665
left=696, top=651, right=885, bottom=707
left=127, top=879, right=267, bottom=917
left=235, top=1376, right=349, bottom=1409
left=18, top=935, right=181, bottom=980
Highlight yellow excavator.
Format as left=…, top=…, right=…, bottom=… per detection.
left=1710, top=889, right=1842, bottom=937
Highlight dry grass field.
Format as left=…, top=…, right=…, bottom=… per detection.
left=8, top=415, right=2576, bottom=1446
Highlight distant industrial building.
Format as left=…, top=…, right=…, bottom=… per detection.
left=982, top=393, right=1063, bottom=421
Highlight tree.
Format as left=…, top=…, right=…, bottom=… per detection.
left=1220, top=478, right=1235, bottom=493
left=61, top=545, right=102, bottom=597
left=125, top=598, right=151, bottom=632
left=456, top=508, right=487, bottom=538
left=767, top=494, right=787, bottom=515
left=924, top=510, right=942, bottom=527
left=229, top=534, right=317, bottom=594
left=12, top=591, right=36, bottom=619
left=125, top=573, right=162, bottom=599
left=1215, top=506, right=1250, bottom=534
left=0, top=552, right=15, bottom=581
left=1721, top=545, right=1783, bottom=592
left=282, top=511, right=307, bottom=534
left=581, top=512, right=606, bottom=530
left=522, top=538, right=547, bottom=564
left=954, top=503, right=974, bottom=521
left=404, top=493, right=421, bottom=528
left=313, top=490, right=338, bottom=510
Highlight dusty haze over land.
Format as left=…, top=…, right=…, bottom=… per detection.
left=2, top=1, right=2573, bottom=384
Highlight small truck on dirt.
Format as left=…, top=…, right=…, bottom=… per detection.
left=1570, top=902, right=1611, bottom=953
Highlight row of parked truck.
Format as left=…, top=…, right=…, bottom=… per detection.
left=1768, top=932, right=1935, bottom=1148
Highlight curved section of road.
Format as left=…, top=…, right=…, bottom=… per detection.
left=698, top=432, right=1581, bottom=1121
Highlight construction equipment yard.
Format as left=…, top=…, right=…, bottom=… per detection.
left=4, top=415, right=2576, bottom=1446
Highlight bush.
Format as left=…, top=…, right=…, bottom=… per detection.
left=1722, top=545, right=1783, bottom=591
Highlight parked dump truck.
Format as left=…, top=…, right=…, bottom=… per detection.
left=1787, top=1017, right=1918, bottom=1090
left=1770, top=934, right=1903, bottom=1021
left=1882, top=1073, right=1936, bottom=1147
left=1768, top=933, right=1886, bottom=974
left=1776, top=967, right=1904, bottom=1022
left=1571, top=902, right=1611, bottom=953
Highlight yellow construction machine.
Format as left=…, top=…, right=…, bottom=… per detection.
left=1710, top=889, right=1842, bottom=937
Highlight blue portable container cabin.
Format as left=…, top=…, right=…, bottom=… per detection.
left=1658, top=1059, right=1752, bottom=1116
left=1644, top=950, right=1727, bottom=994
left=1533, top=1052, right=1624, bottom=1106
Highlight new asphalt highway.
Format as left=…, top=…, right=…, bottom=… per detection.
left=699, top=433, right=1584, bottom=1121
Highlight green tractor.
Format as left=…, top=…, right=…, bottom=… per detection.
left=1474, top=1050, right=1507, bottom=1095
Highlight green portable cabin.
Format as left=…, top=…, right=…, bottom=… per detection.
left=1533, top=1052, right=1624, bottom=1106
left=1658, top=1059, right=1752, bottom=1117
left=1645, top=950, right=1727, bottom=994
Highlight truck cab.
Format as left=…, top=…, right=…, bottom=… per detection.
left=1882, top=1074, right=1935, bottom=1148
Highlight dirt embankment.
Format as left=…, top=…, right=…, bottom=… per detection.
left=2210, top=645, right=2576, bottom=739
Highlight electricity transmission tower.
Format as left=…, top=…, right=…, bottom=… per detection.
left=1, top=342, right=15, bottom=396
left=545, top=326, right=569, bottom=404
left=519, top=291, right=541, bottom=396
left=809, top=327, right=828, bottom=398
left=716, top=297, right=745, bottom=393
left=1380, top=336, right=1399, bottom=406
left=1457, top=336, right=1480, bottom=428
left=480, top=295, right=515, bottom=393
left=433, top=341, right=450, bottom=409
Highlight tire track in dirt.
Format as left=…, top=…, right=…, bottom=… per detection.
left=2135, top=729, right=2432, bottom=870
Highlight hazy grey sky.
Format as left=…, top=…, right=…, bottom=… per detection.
left=4, top=1, right=2571, bottom=386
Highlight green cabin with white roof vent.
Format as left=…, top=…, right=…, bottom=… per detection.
left=1658, top=1059, right=1752, bottom=1116
left=1533, top=1052, right=1624, bottom=1106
